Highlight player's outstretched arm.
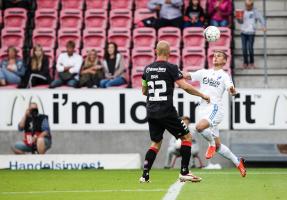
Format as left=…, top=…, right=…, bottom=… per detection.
left=228, top=86, right=237, bottom=96
left=182, top=71, right=192, bottom=80
left=176, top=79, right=210, bottom=103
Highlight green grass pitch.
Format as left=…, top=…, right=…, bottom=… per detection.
left=1, top=168, right=287, bottom=200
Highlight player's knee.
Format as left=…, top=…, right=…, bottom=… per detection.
left=180, top=133, right=192, bottom=142
left=151, top=141, right=162, bottom=150
left=195, top=124, right=205, bottom=133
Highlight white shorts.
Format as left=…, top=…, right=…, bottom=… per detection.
left=197, top=103, right=224, bottom=137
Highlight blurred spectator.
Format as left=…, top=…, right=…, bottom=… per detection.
left=79, top=49, right=104, bottom=88
left=18, top=44, right=51, bottom=88
left=49, top=41, right=82, bottom=88
left=0, top=47, right=25, bottom=86
left=12, top=102, right=52, bottom=154
left=239, top=0, right=266, bottom=68
left=100, top=42, right=126, bottom=88
left=3, top=0, right=30, bottom=9
left=208, top=0, right=232, bottom=27
left=164, top=116, right=203, bottom=168
left=148, top=0, right=183, bottom=29
left=183, top=0, right=205, bottom=28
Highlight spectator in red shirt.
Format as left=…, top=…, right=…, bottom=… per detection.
left=208, top=0, right=232, bottom=27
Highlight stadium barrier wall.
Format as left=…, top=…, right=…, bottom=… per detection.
left=0, top=154, right=141, bottom=170
left=232, top=89, right=287, bottom=129
left=0, top=89, right=230, bottom=131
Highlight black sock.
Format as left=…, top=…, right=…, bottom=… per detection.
left=180, top=141, right=192, bottom=175
left=142, top=147, right=158, bottom=179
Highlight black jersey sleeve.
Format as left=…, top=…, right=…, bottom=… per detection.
left=169, top=64, right=183, bottom=82
left=142, top=70, right=146, bottom=80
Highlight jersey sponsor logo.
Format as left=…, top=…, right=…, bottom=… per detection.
left=203, top=77, right=221, bottom=88
left=146, top=67, right=166, bottom=73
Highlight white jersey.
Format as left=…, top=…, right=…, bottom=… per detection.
left=190, top=68, right=234, bottom=107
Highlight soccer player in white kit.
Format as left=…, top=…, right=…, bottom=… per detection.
left=184, top=50, right=246, bottom=177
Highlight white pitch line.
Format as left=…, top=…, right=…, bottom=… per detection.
left=162, top=180, right=185, bottom=200
left=1, top=189, right=166, bottom=195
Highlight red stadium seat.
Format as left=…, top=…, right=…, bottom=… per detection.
left=37, top=0, right=59, bottom=10
left=134, top=8, right=157, bottom=24
left=0, top=47, right=23, bottom=59
left=110, top=0, right=133, bottom=9
left=1, top=28, right=25, bottom=49
left=108, top=28, right=131, bottom=49
left=58, top=29, right=81, bottom=49
left=182, top=47, right=206, bottom=71
left=60, top=9, right=83, bottom=29
left=83, top=28, right=106, bottom=48
left=208, top=27, right=231, bottom=48
left=158, top=27, right=181, bottom=48
left=109, top=9, right=132, bottom=28
left=35, top=9, right=57, bottom=29
left=33, top=28, right=56, bottom=49
left=169, top=48, right=181, bottom=66
left=132, top=48, right=155, bottom=68
left=85, top=9, right=107, bottom=29
left=183, top=27, right=205, bottom=48
left=133, top=27, right=156, bottom=48
left=131, top=67, right=145, bottom=88
left=4, top=8, right=27, bottom=28
left=135, top=0, right=150, bottom=9
left=86, top=0, right=108, bottom=10
left=207, top=47, right=231, bottom=71
left=81, top=47, right=104, bottom=60
left=61, top=0, right=84, bottom=9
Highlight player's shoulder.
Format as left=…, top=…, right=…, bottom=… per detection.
left=220, top=69, right=231, bottom=78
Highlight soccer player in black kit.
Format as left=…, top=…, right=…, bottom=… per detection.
left=139, top=41, right=210, bottom=183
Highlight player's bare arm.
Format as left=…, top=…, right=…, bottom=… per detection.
left=176, top=79, right=210, bottom=103
left=228, top=86, right=237, bottom=96
left=182, top=71, right=192, bottom=80
left=142, top=79, right=148, bottom=96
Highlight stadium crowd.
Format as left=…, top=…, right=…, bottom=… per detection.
left=0, top=0, right=265, bottom=88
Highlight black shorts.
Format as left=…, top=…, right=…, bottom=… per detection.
left=148, top=115, right=190, bottom=143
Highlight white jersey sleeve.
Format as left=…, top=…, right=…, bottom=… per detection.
left=189, top=69, right=204, bottom=82
left=223, top=72, right=234, bottom=90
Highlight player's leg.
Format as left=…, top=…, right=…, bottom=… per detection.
left=165, top=116, right=202, bottom=182
left=140, top=118, right=165, bottom=183
left=191, top=119, right=216, bottom=159
left=214, top=136, right=246, bottom=177
left=178, top=133, right=201, bottom=182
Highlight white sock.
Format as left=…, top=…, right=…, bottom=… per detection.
left=217, top=144, right=240, bottom=166
left=192, top=127, right=216, bottom=146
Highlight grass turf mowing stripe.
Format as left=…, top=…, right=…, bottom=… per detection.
left=1, top=189, right=166, bottom=195
left=162, top=180, right=185, bottom=200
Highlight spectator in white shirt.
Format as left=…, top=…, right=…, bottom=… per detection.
left=49, top=41, right=82, bottom=88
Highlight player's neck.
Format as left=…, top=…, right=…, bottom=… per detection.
left=214, top=65, right=223, bottom=71
left=156, top=56, right=168, bottom=62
